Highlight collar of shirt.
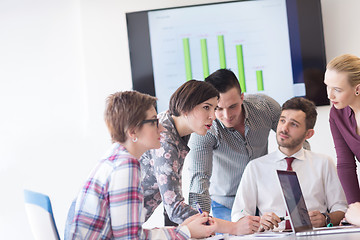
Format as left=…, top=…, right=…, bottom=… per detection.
left=346, top=105, right=354, bottom=118
left=106, top=142, right=136, bottom=161
left=160, top=111, right=190, bottom=148
left=274, top=147, right=306, bottom=163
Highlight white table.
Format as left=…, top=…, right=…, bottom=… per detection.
left=202, top=231, right=360, bottom=240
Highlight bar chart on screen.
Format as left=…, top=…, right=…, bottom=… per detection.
left=148, top=0, right=305, bottom=112
left=182, top=35, right=266, bottom=93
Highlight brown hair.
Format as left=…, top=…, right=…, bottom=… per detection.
left=327, top=54, right=360, bottom=87
left=104, top=91, right=157, bottom=143
left=282, top=97, right=317, bottom=130
left=205, top=69, right=242, bottom=94
left=169, top=80, right=219, bottom=116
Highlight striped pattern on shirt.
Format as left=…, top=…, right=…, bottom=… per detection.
left=188, top=94, right=281, bottom=212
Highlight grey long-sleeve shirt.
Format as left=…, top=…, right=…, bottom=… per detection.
left=188, top=94, right=281, bottom=212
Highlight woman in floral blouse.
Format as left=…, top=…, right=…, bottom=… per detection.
left=140, top=80, right=260, bottom=235
left=141, top=80, right=218, bottom=225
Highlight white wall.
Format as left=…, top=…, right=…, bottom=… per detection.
left=0, top=0, right=359, bottom=239
left=0, top=1, right=87, bottom=239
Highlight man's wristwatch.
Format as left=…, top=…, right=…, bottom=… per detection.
left=322, top=213, right=332, bottom=227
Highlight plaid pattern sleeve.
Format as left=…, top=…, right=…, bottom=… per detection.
left=70, top=143, right=190, bottom=240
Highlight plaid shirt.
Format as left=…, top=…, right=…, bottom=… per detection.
left=70, top=143, right=190, bottom=240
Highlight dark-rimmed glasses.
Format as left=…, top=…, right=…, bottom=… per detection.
left=140, top=118, right=159, bottom=128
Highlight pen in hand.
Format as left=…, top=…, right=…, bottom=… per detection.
left=279, top=216, right=290, bottom=222
left=340, top=220, right=351, bottom=226
left=195, top=202, right=210, bottom=225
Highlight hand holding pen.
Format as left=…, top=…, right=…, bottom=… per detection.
left=195, top=202, right=211, bottom=225
left=260, top=212, right=288, bottom=231
left=180, top=211, right=217, bottom=238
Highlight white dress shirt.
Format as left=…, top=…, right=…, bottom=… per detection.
left=231, top=148, right=347, bottom=225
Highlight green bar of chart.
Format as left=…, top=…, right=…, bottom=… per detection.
left=218, top=35, right=226, bottom=69
left=182, top=36, right=264, bottom=91
left=256, top=70, right=264, bottom=91
left=183, top=38, right=192, bottom=80
left=236, top=44, right=246, bottom=92
left=200, top=39, right=210, bottom=78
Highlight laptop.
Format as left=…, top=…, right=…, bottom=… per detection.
left=276, top=170, right=360, bottom=236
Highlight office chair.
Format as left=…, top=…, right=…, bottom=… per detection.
left=24, top=189, right=60, bottom=240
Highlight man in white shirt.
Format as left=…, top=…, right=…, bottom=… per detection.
left=231, top=97, right=347, bottom=231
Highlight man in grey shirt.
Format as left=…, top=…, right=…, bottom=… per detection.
left=188, top=69, right=281, bottom=221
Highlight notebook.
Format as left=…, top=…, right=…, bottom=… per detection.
left=276, top=170, right=360, bottom=236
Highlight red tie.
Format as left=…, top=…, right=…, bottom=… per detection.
left=285, top=157, right=295, bottom=171
left=285, top=157, right=295, bottom=230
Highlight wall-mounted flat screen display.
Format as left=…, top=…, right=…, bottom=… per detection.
left=127, top=0, right=329, bottom=112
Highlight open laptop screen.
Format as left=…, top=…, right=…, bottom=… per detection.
left=277, top=170, right=313, bottom=232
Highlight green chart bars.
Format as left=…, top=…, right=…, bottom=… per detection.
left=218, top=35, right=226, bottom=69
left=182, top=36, right=264, bottom=91
left=200, top=39, right=210, bottom=78
left=236, top=44, right=246, bottom=92
left=183, top=38, right=192, bottom=81
left=256, top=70, right=264, bottom=91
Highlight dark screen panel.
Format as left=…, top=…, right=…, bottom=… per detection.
left=126, top=0, right=329, bottom=107
left=126, top=11, right=155, bottom=97
left=296, top=0, right=329, bottom=106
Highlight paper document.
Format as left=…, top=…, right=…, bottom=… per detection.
left=197, top=232, right=293, bottom=240
left=226, top=232, right=293, bottom=239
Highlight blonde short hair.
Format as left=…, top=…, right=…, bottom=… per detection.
left=327, top=54, right=360, bottom=87
left=104, top=91, right=157, bottom=143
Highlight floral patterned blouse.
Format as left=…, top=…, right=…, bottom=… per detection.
left=140, top=111, right=198, bottom=224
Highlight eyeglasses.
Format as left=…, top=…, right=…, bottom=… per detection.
left=140, top=118, right=159, bottom=128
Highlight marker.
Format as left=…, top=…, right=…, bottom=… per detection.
left=340, top=220, right=351, bottom=226
left=195, top=202, right=204, bottom=214
left=279, top=216, right=290, bottom=222
left=195, top=202, right=210, bottom=225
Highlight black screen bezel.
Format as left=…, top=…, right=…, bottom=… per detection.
left=126, top=0, right=329, bottom=106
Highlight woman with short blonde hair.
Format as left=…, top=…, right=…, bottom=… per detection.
left=70, top=90, right=216, bottom=239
